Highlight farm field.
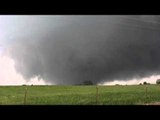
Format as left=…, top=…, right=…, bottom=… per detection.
left=0, top=85, right=160, bottom=105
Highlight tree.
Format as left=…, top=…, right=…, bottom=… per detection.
left=83, top=81, right=93, bottom=85
left=143, top=81, right=147, bottom=85
left=156, top=79, right=160, bottom=84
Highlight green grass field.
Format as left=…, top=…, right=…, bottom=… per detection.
left=0, top=85, right=160, bottom=105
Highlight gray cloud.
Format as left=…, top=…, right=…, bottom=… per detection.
left=8, top=15, right=160, bottom=84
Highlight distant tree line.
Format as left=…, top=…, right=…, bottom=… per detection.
left=83, top=81, right=94, bottom=85
left=74, top=81, right=94, bottom=85
left=139, top=81, right=150, bottom=85
left=139, top=79, right=160, bottom=85
left=156, top=79, right=160, bottom=84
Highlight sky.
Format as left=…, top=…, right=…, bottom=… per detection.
left=0, top=15, right=56, bottom=85
left=0, top=49, right=46, bottom=85
left=1, top=15, right=160, bottom=85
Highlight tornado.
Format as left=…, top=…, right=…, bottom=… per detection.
left=4, top=15, right=160, bottom=85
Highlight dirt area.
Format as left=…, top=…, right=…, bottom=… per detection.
left=145, top=102, right=160, bottom=105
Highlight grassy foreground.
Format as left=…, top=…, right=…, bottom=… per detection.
left=0, top=85, right=160, bottom=105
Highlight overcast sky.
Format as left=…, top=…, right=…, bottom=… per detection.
left=1, top=15, right=160, bottom=85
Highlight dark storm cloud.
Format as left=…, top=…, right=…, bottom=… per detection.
left=8, top=15, right=160, bottom=84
